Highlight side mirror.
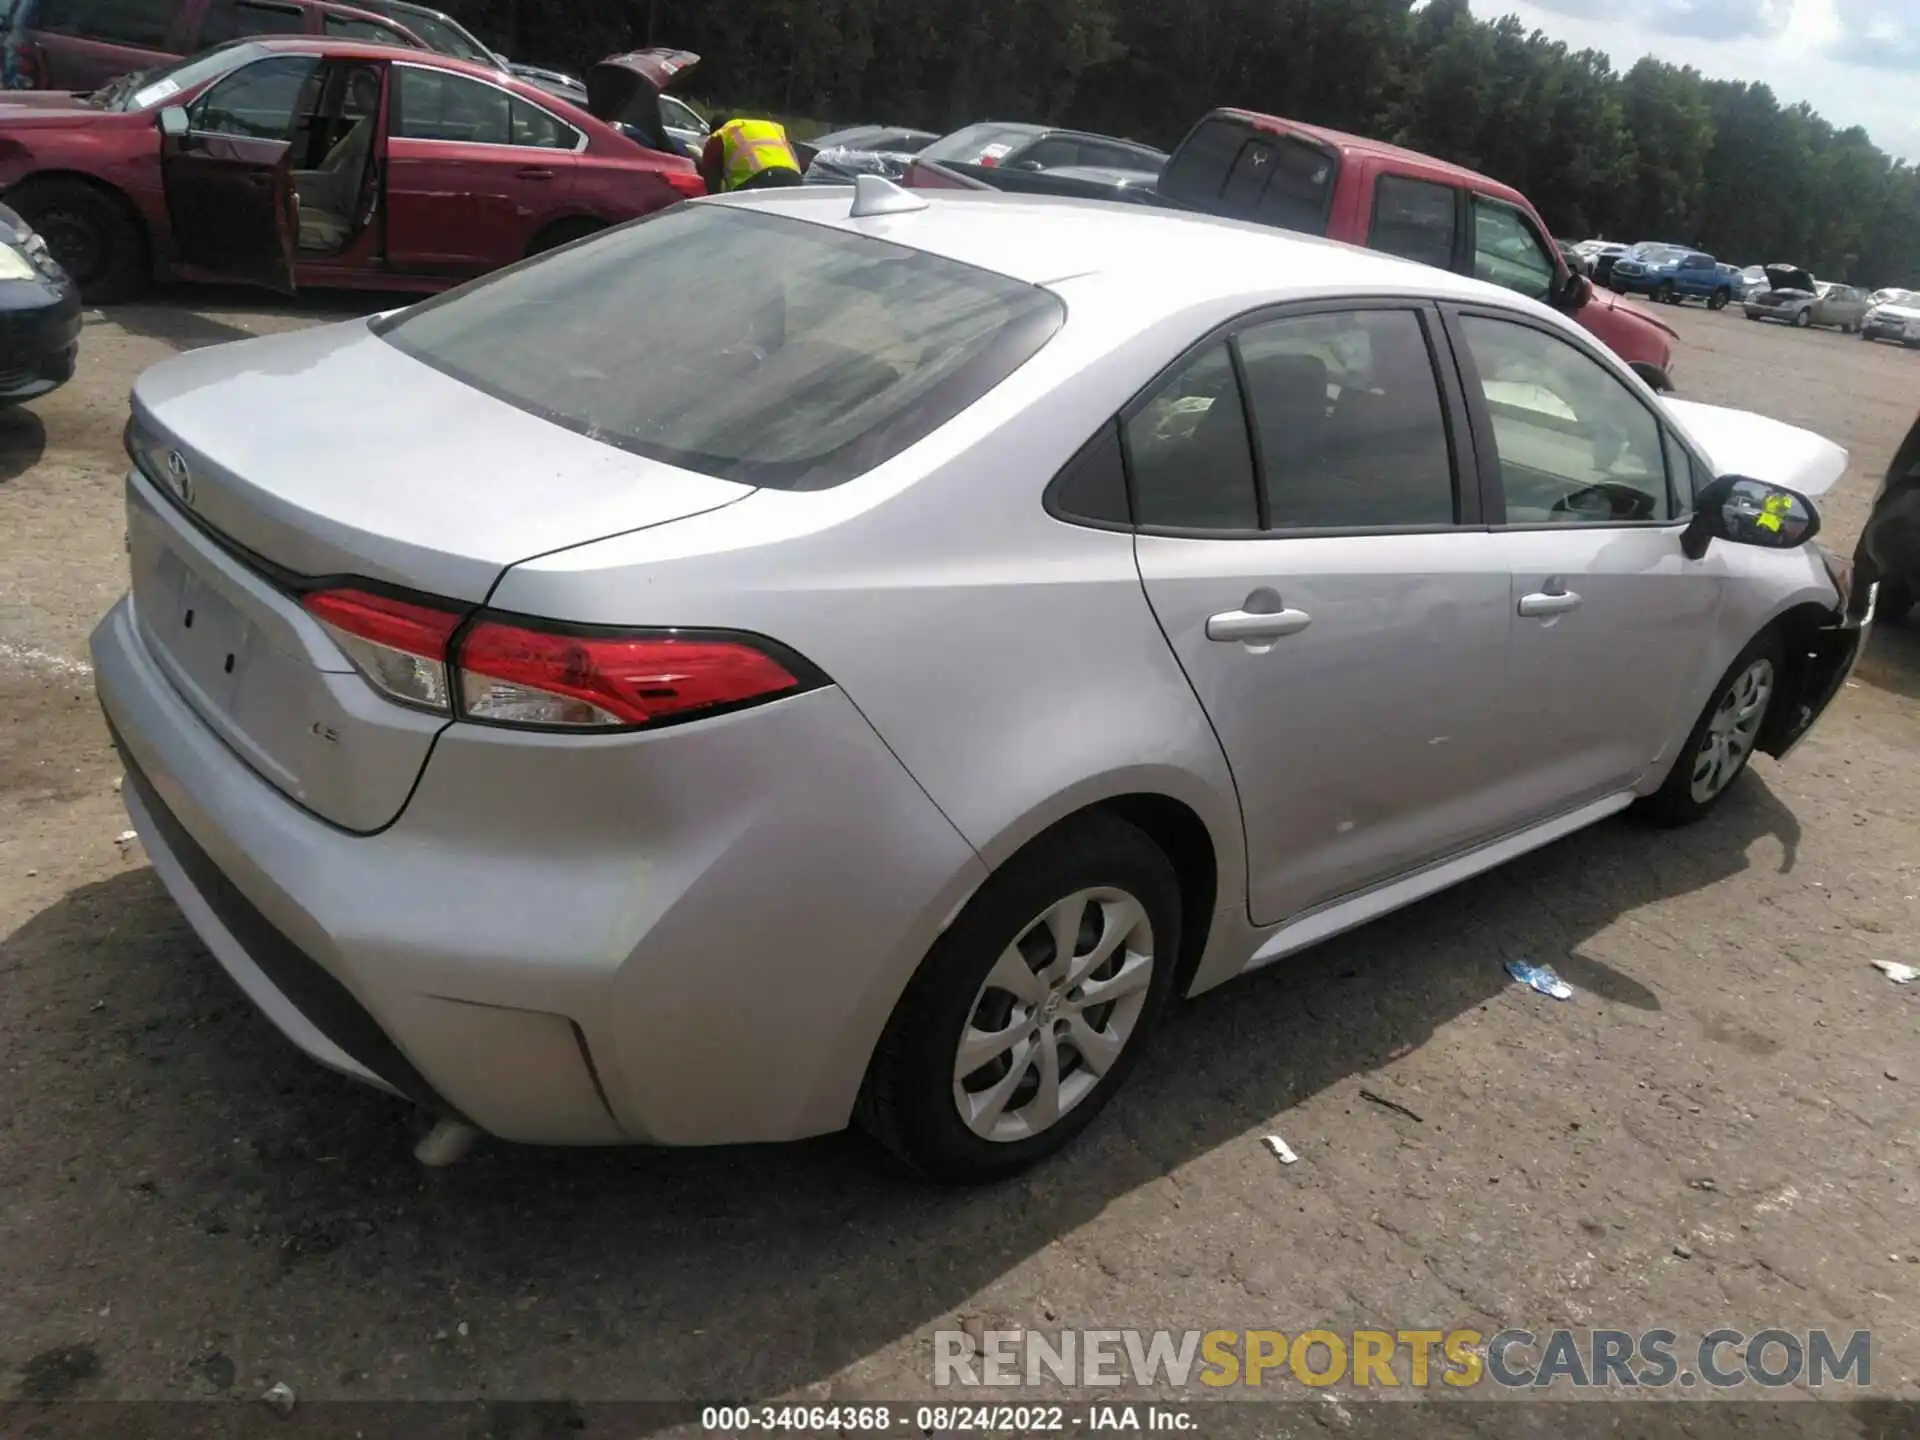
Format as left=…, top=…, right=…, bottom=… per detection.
left=157, top=105, right=189, bottom=139
left=1682, top=475, right=1821, bottom=560
left=1558, top=270, right=1592, bottom=312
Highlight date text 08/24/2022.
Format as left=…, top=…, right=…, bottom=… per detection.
left=700, top=1405, right=1194, bottom=1432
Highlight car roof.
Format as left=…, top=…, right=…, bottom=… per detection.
left=714, top=186, right=1540, bottom=310
left=1212, top=108, right=1524, bottom=201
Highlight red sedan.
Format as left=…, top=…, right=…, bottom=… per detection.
left=0, top=37, right=703, bottom=300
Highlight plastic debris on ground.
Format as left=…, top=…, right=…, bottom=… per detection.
left=1505, top=958, right=1575, bottom=1000
left=261, top=1381, right=296, bottom=1416
left=1263, top=1135, right=1300, bottom=1165
left=1870, top=961, right=1917, bottom=985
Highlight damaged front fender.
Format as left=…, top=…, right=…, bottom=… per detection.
left=1759, top=555, right=1871, bottom=761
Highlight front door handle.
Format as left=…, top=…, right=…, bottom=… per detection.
left=1518, top=589, right=1583, bottom=617
left=516, top=166, right=557, bottom=179
left=1207, top=607, right=1313, bottom=643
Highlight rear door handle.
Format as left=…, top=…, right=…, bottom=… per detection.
left=516, top=166, right=557, bottom=179
left=1518, top=589, right=1583, bottom=617
left=1207, top=607, right=1313, bottom=642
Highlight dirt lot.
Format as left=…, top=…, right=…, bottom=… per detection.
left=1, top=294, right=1917, bottom=1429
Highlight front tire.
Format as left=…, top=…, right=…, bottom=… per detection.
left=1637, top=634, right=1782, bottom=827
left=1793, top=308, right=1812, bottom=329
left=856, top=812, right=1181, bottom=1184
left=7, top=178, right=145, bottom=303
left=1655, top=282, right=1677, bottom=304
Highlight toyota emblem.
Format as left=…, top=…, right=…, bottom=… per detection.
left=164, top=450, right=195, bottom=507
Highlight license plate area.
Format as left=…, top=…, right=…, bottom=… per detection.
left=152, top=546, right=257, bottom=709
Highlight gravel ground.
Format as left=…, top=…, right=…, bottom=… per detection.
left=0, top=294, right=1916, bottom=1431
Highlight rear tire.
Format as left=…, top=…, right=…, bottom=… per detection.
left=7, top=178, right=145, bottom=303
left=527, top=216, right=606, bottom=257
left=856, top=812, right=1181, bottom=1184
left=1707, top=290, right=1729, bottom=311
left=1636, top=632, right=1784, bottom=828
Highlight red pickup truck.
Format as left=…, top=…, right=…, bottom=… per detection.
left=908, top=108, right=1679, bottom=390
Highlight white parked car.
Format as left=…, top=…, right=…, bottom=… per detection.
left=94, top=179, right=1868, bottom=1182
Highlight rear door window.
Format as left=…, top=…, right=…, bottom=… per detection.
left=1238, top=309, right=1456, bottom=529
left=393, top=65, right=507, bottom=143
left=375, top=205, right=1065, bottom=490
left=32, top=0, right=175, bottom=44
left=1470, top=197, right=1557, bottom=302
left=1369, top=174, right=1457, bottom=270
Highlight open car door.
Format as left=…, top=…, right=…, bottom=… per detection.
left=158, top=106, right=298, bottom=296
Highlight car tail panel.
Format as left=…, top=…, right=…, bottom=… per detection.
left=125, top=471, right=453, bottom=833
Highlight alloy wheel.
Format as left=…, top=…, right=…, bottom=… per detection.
left=952, top=888, right=1155, bottom=1143
left=1690, top=657, right=1773, bottom=804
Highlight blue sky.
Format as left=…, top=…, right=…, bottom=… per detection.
left=1484, top=0, right=1920, bottom=162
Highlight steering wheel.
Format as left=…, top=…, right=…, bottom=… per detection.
left=1551, top=482, right=1657, bottom=522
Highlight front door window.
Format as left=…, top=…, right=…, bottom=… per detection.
left=1471, top=198, right=1557, bottom=303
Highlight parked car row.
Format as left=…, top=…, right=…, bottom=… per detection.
left=0, top=37, right=705, bottom=301
left=907, top=110, right=1682, bottom=391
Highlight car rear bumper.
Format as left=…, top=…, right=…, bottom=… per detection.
left=92, top=593, right=987, bottom=1147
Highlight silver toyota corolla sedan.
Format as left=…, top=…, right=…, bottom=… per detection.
left=94, top=180, right=1870, bottom=1183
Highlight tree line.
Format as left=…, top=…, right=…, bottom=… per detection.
left=447, top=0, right=1920, bottom=285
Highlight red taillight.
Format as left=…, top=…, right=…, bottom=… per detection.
left=458, top=621, right=802, bottom=729
left=303, top=588, right=461, bottom=713
left=664, top=168, right=706, bottom=199
left=302, top=586, right=810, bottom=731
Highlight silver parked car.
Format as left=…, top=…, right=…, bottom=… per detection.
left=1862, top=290, right=1920, bottom=348
left=93, top=181, right=1868, bottom=1183
left=1743, top=265, right=1871, bottom=331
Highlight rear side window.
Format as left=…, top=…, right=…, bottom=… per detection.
left=376, top=205, right=1065, bottom=491
left=1369, top=174, right=1456, bottom=270
left=199, top=0, right=304, bottom=44
left=32, top=0, right=175, bottom=45
left=1160, top=118, right=1335, bottom=235
left=1123, top=342, right=1258, bottom=531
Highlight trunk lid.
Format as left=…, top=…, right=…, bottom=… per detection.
left=126, top=318, right=751, bottom=831
left=585, top=47, right=697, bottom=125
left=1763, top=263, right=1816, bottom=296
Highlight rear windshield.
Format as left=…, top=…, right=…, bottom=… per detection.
left=374, top=204, right=1065, bottom=490
left=1159, top=117, right=1336, bottom=234
left=920, top=123, right=1044, bottom=165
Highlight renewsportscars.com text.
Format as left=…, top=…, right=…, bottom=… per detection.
left=933, top=1327, right=1871, bottom=1391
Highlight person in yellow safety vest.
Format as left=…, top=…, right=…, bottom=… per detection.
left=698, top=116, right=805, bottom=195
